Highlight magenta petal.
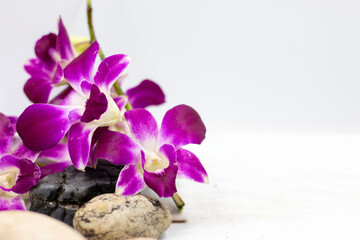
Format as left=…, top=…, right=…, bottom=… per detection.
left=143, top=165, right=178, bottom=198
left=0, top=196, right=26, bottom=211
left=81, top=85, right=108, bottom=123
left=94, top=130, right=140, bottom=165
left=68, top=122, right=97, bottom=170
left=158, top=144, right=177, bottom=165
left=80, top=80, right=92, bottom=96
left=8, top=116, right=17, bottom=132
left=24, top=59, right=49, bottom=79
left=94, top=54, right=131, bottom=92
left=51, top=64, right=63, bottom=84
left=38, top=142, right=70, bottom=162
left=116, top=164, right=146, bottom=196
left=35, top=33, right=57, bottom=66
left=0, top=113, right=15, bottom=155
left=17, top=104, right=77, bottom=151
left=49, top=86, right=73, bottom=105
left=124, top=109, right=159, bottom=150
left=24, top=77, right=53, bottom=103
left=11, top=143, right=39, bottom=162
left=113, top=96, right=127, bottom=112
left=159, top=105, right=206, bottom=149
left=56, top=17, right=74, bottom=61
left=64, top=41, right=99, bottom=95
left=40, top=161, right=72, bottom=179
left=0, top=155, right=41, bottom=194
left=176, top=148, right=208, bottom=183
left=126, top=80, right=165, bottom=108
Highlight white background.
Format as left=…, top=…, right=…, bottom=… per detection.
left=1, top=1, right=360, bottom=239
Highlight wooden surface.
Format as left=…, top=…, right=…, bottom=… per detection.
left=160, top=132, right=360, bottom=239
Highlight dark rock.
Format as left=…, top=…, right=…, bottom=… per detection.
left=30, top=159, right=123, bottom=226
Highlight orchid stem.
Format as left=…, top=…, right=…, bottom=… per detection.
left=114, top=84, right=133, bottom=110
left=172, top=193, right=185, bottom=211
left=87, top=0, right=105, bottom=60
left=86, top=0, right=132, bottom=110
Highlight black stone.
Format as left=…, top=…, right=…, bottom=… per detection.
left=29, top=159, right=123, bottom=226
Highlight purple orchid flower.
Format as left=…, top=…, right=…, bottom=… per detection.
left=17, top=41, right=131, bottom=171
left=24, top=17, right=75, bottom=103
left=94, top=104, right=208, bottom=198
left=112, top=75, right=165, bottom=109
left=0, top=113, right=41, bottom=211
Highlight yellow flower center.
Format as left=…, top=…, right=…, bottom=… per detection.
left=144, top=152, right=169, bottom=172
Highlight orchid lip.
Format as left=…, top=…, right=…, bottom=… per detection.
left=144, top=151, right=169, bottom=172
left=92, top=93, right=121, bottom=127
left=0, top=167, right=19, bottom=190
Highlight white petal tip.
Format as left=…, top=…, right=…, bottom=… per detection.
left=125, top=56, right=133, bottom=62
left=203, top=176, right=209, bottom=184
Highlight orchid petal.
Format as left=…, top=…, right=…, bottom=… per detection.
left=24, top=59, right=49, bottom=79
left=113, top=96, right=127, bottom=112
left=8, top=116, right=17, bottom=132
left=81, top=84, right=108, bottom=123
left=143, top=165, right=178, bottom=198
left=86, top=127, right=109, bottom=168
left=80, top=80, right=92, bottom=95
left=38, top=142, right=70, bottom=163
left=115, top=164, right=146, bottom=196
left=0, top=196, right=25, bottom=211
left=0, top=113, right=14, bottom=155
left=176, top=148, right=209, bottom=183
left=159, top=104, right=206, bottom=149
left=35, top=33, right=57, bottom=67
left=126, top=80, right=165, bottom=108
left=11, top=142, right=39, bottom=162
left=64, top=41, right=99, bottom=95
left=94, top=130, right=140, bottom=165
left=55, top=88, right=85, bottom=107
left=51, top=64, right=63, bottom=84
left=56, top=17, right=74, bottom=61
left=17, top=104, right=80, bottom=151
left=124, top=109, right=158, bottom=151
left=0, top=155, right=41, bottom=194
left=143, top=146, right=178, bottom=197
left=49, top=86, right=73, bottom=105
left=23, top=77, right=53, bottom=103
left=68, top=122, right=98, bottom=170
left=40, top=161, right=72, bottom=179
left=159, top=144, right=177, bottom=164
left=94, top=54, right=131, bottom=92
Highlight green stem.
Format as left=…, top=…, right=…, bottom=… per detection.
left=86, top=0, right=106, bottom=60
left=172, top=193, right=185, bottom=211
left=86, top=0, right=131, bottom=111
left=113, top=83, right=133, bottom=110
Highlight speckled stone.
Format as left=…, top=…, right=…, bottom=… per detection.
left=73, top=194, right=172, bottom=240
left=0, top=211, right=86, bottom=240
left=29, top=159, right=123, bottom=226
left=126, top=238, right=157, bottom=240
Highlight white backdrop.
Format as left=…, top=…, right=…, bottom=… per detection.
left=1, top=0, right=360, bottom=133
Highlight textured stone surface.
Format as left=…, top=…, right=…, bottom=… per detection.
left=0, top=211, right=86, bottom=240
left=29, top=159, right=123, bottom=226
left=126, top=238, right=157, bottom=240
left=73, top=193, right=172, bottom=240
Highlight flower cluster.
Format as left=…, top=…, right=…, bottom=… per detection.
left=0, top=18, right=207, bottom=210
